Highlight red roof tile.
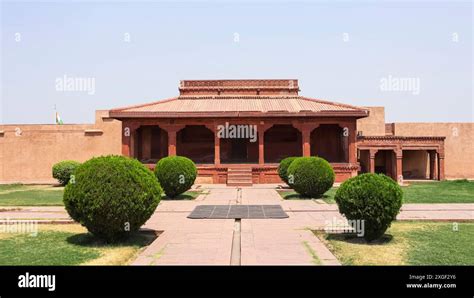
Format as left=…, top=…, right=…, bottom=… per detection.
left=109, top=95, right=369, bottom=118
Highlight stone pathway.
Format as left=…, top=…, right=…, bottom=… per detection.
left=2, top=186, right=473, bottom=265
left=0, top=206, right=70, bottom=221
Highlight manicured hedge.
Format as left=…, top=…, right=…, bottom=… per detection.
left=52, top=160, right=81, bottom=186
left=334, top=173, right=403, bottom=241
left=63, top=155, right=162, bottom=242
left=278, top=157, right=298, bottom=185
left=287, top=157, right=335, bottom=197
left=154, top=156, right=197, bottom=198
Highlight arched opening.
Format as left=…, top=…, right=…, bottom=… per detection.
left=136, top=126, right=168, bottom=163
left=264, top=125, right=302, bottom=163
left=311, top=124, right=347, bottom=162
left=177, top=125, right=214, bottom=164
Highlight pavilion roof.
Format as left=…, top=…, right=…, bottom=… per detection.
left=109, top=79, right=369, bottom=118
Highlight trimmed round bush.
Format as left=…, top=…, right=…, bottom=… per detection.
left=287, top=157, right=335, bottom=197
left=334, top=173, right=403, bottom=241
left=52, top=160, right=81, bottom=186
left=63, top=155, right=162, bottom=242
left=278, top=157, right=298, bottom=185
left=154, top=156, right=197, bottom=198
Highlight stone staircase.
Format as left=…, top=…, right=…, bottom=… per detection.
left=227, top=167, right=253, bottom=186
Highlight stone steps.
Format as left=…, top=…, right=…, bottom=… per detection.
left=227, top=167, right=253, bottom=186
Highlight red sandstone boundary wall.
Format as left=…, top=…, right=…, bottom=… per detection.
left=0, top=111, right=121, bottom=184
left=393, top=122, right=474, bottom=179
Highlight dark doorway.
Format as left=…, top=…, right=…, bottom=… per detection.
left=231, top=139, right=247, bottom=162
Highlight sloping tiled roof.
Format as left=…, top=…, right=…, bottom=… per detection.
left=109, top=95, right=369, bottom=118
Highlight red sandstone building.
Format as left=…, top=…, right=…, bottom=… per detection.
left=109, top=79, right=445, bottom=185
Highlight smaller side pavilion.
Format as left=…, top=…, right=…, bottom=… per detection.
left=357, top=136, right=445, bottom=182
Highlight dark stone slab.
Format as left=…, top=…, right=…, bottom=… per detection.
left=187, top=205, right=288, bottom=219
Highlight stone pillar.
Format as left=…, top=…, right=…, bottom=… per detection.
left=168, top=130, right=177, bottom=156
left=438, top=153, right=445, bottom=181
left=302, top=126, right=311, bottom=157
left=369, top=149, right=378, bottom=173
left=293, top=122, right=319, bottom=158
left=258, top=123, right=272, bottom=164
left=121, top=121, right=131, bottom=157
left=206, top=124, right=220, bottom=166
left=214, top=131, right=221, bottom=166
left=347, top=122, right=357, bottom=163
left=395, top=149, right=403, bottom=185
left=121, top=121, right=138, bottom=157
left=258, top=127, right=265, bottom=164
left=429, top=151, right=438, bottom=180
left=162, top=125, right=184, bottom=157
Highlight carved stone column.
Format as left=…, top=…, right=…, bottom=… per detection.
left=161, top=124, right=185, bottom=157
left=293, top=122, right=319, bottom=157
left=121, top=121, right=139, bottom=157
left=302, top=126, right=311, bottom=157
left=395, top=149, right=403, bottom=185
left=369, top=149, right=378, bottom=173
left=258, top=123, right=272, bottom=164
left=429, top=150, right=438, bottom=180
left=206, top=124, right=220, bottom=166
left=346, top=121, right=357, bottom=164
left=438, top=151, right=445, bottom=181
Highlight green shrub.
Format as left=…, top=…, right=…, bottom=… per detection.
left=278, top=157, right=298, bottom=185
left=63, top=155, right=162, bottom=242
left=335, top=173, right=403, bottom=241
left=287, top=157, right=335, bottom=197
left=154, top=156, right=197, bottom=198
left=52, top=160, right=81, bottom=186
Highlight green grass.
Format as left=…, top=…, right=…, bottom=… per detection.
left=279, top=180, right=474, bottom=204
left=315, top=221, right=474, bottom=265
left=162, top=190, right=202, bottom=200
left=0, top=184, right=204, bottom=206
left=402, top=180, right=474, bottom=203
left=406, top=222, right=474, bottom=265
left=277, top=188, right=336, bottom=203
left=0, top=224, right=156, bottom=265
left=0, top=188, right=64, bottom=206
left=0, top=184, right=28, bottom=192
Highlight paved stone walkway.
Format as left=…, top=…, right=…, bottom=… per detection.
left=133, top=186, right=339, bottom=265
left=2, top=185, right=473, bottom=265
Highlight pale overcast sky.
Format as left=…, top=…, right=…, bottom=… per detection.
left=1, top=0, right=472, bottom=124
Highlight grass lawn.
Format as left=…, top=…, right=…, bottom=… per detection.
left=0, top=184, right=29, bottom=192
left=276, top=188, right=336, bottom=203
left=402, top=180, right=474, bottom=203
left=0, top=185, right=204, bottom=206
left=162, top=190, right=203, bottom=200
left=278, top=180, right=474, bottom=204
left=0, top=185, right=64, bottom=206
left=0, top=224, right=157, bottom=265
left=314, top=221, right=474, bottom=265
